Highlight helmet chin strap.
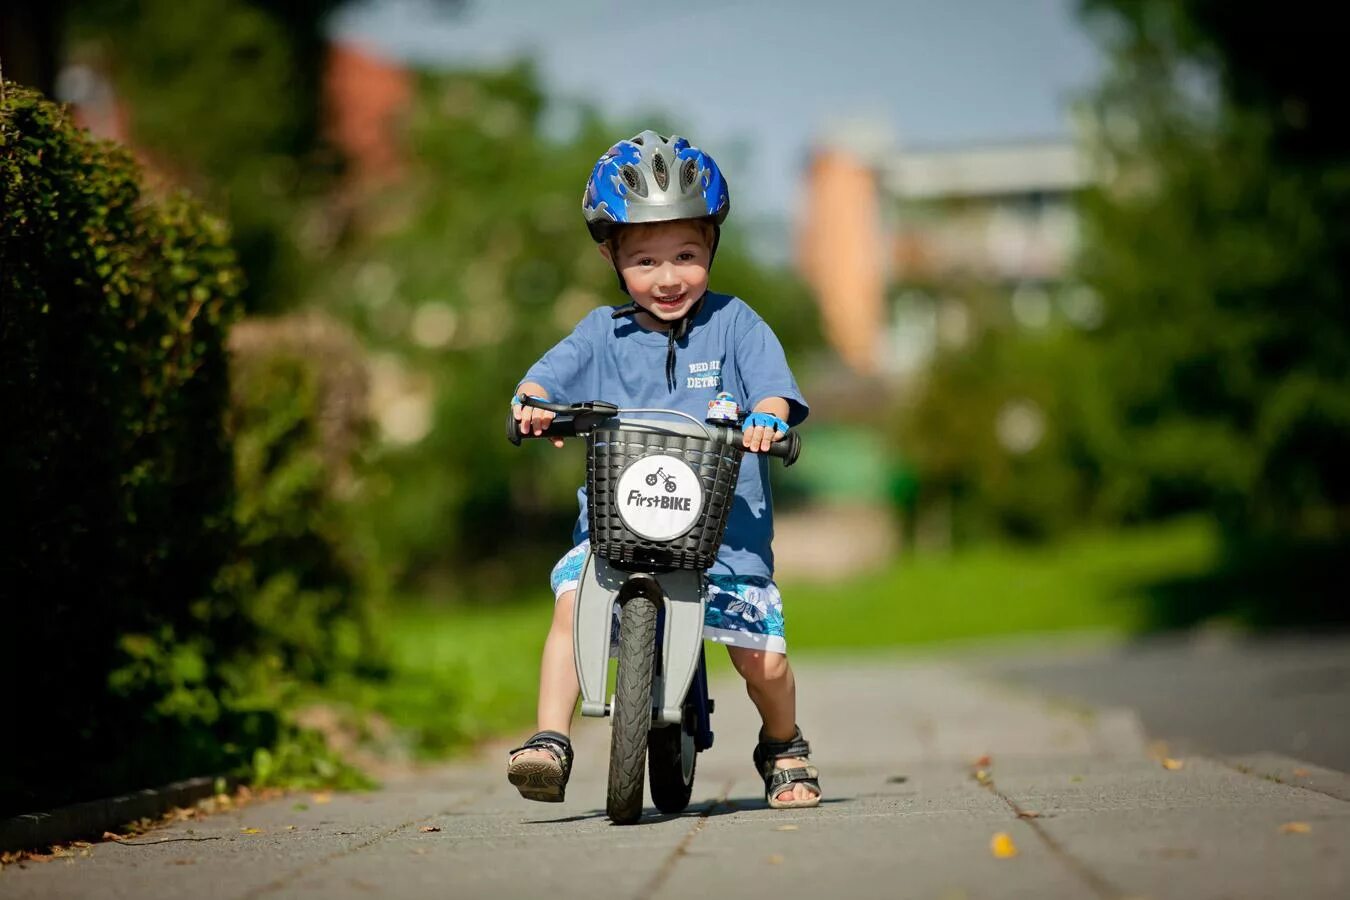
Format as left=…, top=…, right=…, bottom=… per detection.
left=611, top=294, right=707, bottom=392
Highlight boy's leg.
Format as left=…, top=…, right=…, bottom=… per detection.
left=512, top=588, right=580, bottom=765
left=726, top=646, right=819, bottom=804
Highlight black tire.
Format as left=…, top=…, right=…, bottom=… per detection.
left=645, top=473, right=658, bottom=486
left=648, top=712, right=696, bottom=814
left=663, top=479, right=676, bottom=493
left=607, top=593, right=658, bottom=825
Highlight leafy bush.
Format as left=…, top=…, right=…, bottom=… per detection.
left=224, top=312, right=384, bottom=683
left=0, top=85, right=378, bottom=816
left=1, top=83, right=247, bottom=813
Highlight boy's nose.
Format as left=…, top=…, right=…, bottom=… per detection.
left=655, top=262, right=680, bottom=289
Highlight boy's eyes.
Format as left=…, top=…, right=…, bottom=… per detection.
left=632, top=253, right=697, bottom=266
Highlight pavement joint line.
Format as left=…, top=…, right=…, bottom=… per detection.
left=975, top=770, right=1125, bottom=900
left=1213, top=756, right=1350, bottom=804
left=639, top=776, right=735, bottom=900
left=236, top=785, right=496, bottom=900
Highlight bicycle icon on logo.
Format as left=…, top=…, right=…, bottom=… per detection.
left=645, top=467, right=678, bottom=493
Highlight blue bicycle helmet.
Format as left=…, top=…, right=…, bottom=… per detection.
left=582, top=131, right=730, bottom=243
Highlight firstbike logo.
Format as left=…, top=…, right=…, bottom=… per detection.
left=615, top=454, right=703, bottom=541
left=625, top=490, right=693, bottom=511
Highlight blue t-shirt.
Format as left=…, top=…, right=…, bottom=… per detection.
left=520, top=291, right=808, bottom=578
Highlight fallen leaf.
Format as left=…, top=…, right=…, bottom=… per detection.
left=974, top=755, right=992, bottom=768
left=1017, top=810, right=1041, bottom=819
left=990, top=832, right=1018, bottom=859
left=766, top=854, right=784, bottom=865
left=292, top=803, right=309, bottom=812
left=419, top=826, right=441, bottom=833
left=886, top=775, right=909, bottom=784
left=101, top=832, right=126, bottom=842
left=311, top=792, right=332, bottom=805
left=1292, top=768, right=1310, bottom=778
left=1161, top=758, right=1185, bottom=771
left=775, top=825, right=799, bottom=832
left=240, top=828, right=262, bottom=835
left=973, top=769, right=992, bottom=785
left=1070, top=775, right=1084, bottom=783
left=286, top=825, right=296, bottom=831
left=1279, top=822, right=1311, bottom=835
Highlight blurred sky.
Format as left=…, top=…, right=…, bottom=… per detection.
left=331, top=0, right=1103, bottom=223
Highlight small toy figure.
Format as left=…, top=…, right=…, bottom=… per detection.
left=706, top=391, right=741, bottom=424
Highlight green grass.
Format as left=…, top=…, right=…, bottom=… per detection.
left=334, top=517, right=1219, bottom=762
left=782, top=516, right=1219, bottom=649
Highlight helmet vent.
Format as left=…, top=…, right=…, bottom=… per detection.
left=680, top=158, right=698, bottom=192
left=652, top=152, right=669, bottom=190
left=631, top=135, right=644, bottom=146
left=620, top=164, right=646, bottom=196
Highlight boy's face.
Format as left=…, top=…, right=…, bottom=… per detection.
left=600, top=221, right=712, bottom=327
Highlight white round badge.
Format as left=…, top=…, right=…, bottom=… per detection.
left=615, top=454, right=704, bottom=541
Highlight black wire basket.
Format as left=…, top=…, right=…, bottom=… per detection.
left=587, top=424, right=744, bottom=571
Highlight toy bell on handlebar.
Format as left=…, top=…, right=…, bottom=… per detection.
left=705, top=391, right=741, bottom=425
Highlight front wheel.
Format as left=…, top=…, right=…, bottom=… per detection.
left=607, top=593, right=658, bottom=825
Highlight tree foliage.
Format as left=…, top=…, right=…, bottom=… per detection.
left=64, top=0, right=348, bottom=311
left=1077, top=0, right=1350, bottom=540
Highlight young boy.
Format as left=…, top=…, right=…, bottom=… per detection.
left=507, top=131, right=820, bottom=810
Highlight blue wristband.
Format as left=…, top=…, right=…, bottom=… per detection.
left=743, top=412, right=789, bottom=434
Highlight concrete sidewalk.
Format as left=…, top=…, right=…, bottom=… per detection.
left=3, top=655, right=1347, bottom=899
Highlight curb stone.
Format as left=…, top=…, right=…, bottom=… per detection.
left=0, top=775, right=235, bottom=854
left=1220, top=752, right=1350, bottom=802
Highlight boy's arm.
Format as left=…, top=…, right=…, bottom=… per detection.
left=736, top=316, right=809, bottom=444
left=514, top=310, right=602, bottom=448
left=512, top=381, right=563, bottom=448
left=743, top=396, right=790, bottom=453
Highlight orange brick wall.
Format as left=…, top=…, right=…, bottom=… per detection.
left=797, top=149, right=885, bottom=375
left=324, top=41, right=412, bottom=187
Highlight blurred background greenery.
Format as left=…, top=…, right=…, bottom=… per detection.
left=1, top=0, right=1345, bottom=814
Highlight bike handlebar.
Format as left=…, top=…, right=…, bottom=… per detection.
left=507, top=397, right=801, bottom=466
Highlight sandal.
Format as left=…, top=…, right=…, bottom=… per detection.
left=507, top=731, right=573, bottom=803
left=753, top=726, right=822, bottom=810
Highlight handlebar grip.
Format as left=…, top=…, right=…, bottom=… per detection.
left=770, top=430, right=801, bottom=466
left=730, top=429, right=801, bottom=466
left=507, top=410, right=580, bottom=445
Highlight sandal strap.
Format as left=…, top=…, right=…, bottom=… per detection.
left=753, top=726, right=812, bottom=775
left=509, top=730, right=574, bottom=774
left=766, top=765, right=820, bottom=796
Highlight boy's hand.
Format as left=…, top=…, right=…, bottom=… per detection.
left=741, top=411, right=788, bottom=454
left=513, top=383, right=565, bottom=448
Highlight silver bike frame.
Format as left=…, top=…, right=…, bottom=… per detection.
left=572, top=414, right=720, bottom=727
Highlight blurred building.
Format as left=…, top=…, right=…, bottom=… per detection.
left=798, top=135, right=1092, bottom=380
left=324, top=41, right=412, bottom=188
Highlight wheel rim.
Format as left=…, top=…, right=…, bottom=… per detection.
left=680, top=726, right=696, bottom=783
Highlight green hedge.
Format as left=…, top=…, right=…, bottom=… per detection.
left=0, top=85, right=375, bottom=815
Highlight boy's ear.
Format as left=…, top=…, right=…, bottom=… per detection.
left=597, top=242, right=615, bottom=266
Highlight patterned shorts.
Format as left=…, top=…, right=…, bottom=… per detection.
left=550, top=541, right=787, bottom=655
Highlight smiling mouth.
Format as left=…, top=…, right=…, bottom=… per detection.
left=652, top=293, right=686, bottom=309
